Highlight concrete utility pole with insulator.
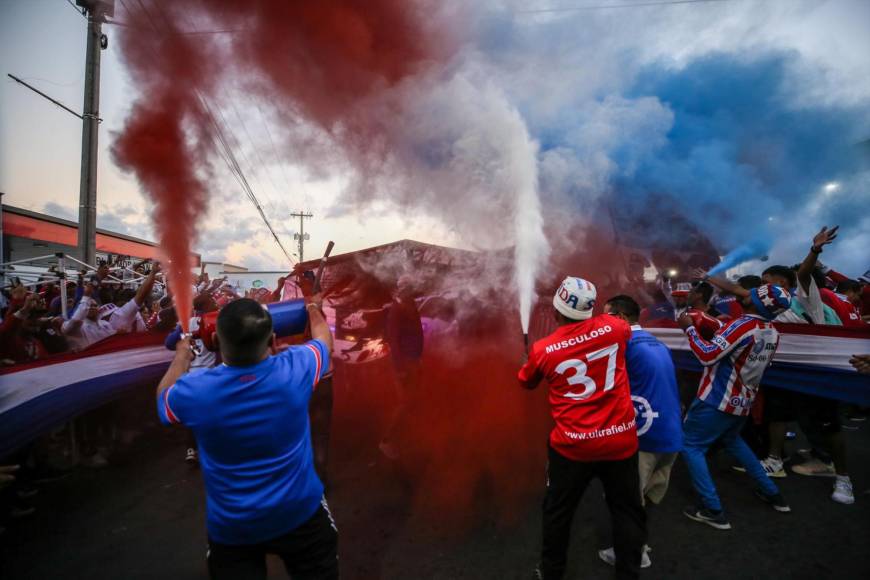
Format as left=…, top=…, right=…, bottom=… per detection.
left=75, top=0, right=114, bottom=266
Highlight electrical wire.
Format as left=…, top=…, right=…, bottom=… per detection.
left=121, top=0, right=296, bottom=265
left=64, top=0, right=86, bottom=19
left=198, top=93, right=297, bottom=265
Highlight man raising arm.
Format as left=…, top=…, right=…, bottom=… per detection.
left=155, top=295, right=336, bottom=580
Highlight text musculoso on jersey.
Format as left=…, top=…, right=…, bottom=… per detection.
left=544, top=325, right=613, bottom=354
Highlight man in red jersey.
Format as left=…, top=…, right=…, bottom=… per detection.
left=822, top=279, right=866, bottom=327
left=519, top=277, right=646, bottom=580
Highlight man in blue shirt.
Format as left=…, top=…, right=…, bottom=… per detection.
left=156, top=296, right=336, bottom=579
left=598, top=295, right=683, bottom=570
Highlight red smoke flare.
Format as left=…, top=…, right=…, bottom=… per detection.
left=112, top=0, right=447, bottom=330
left=209, top=0, right=445, bottom=129
left=111, top=5, right=220, bottom=331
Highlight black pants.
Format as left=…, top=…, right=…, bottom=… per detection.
left=207, top=502, right=339, bottom=580
left=541, top=446, right=647, bottom=580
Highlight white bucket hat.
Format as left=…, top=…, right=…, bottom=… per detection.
left=553, top=277, right=597, bottom=320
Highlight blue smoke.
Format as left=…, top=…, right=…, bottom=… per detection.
left=523, top=50, right=870, bottom=271
left=466, top=5, right=870, bottom=273
left=621, top=55, right=865, bottom=226
left=707, top=237, right=771, bottom=277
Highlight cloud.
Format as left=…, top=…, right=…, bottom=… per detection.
left=107, top=0, right=870, bottom=277
left=43, top=202, right=76, bottom=221
left=459, top=2, right=870, bottom=273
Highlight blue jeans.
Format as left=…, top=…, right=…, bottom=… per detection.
left=681, top=398, right=779, bottom=512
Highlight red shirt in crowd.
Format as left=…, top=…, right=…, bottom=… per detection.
left=686, top=307, right=724, bottom=339
left=0, top=310, right=48, bottom=363
left=819, top=288, right=865, bottom=327
left=518, top=313, right=638, bottom=462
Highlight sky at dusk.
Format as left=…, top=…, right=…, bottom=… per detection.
left=2, top=0, right=869, bottom=274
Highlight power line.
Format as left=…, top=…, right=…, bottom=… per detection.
left=223, top=91, right=284, bottom=217
left=256, top=103, right=296, bottom=198
left=256, top=101, right=312, bottom=213
left=103, top=19, right=243, bottom=34
left=171, top=6, right=282, bottom=224
left=120, top=0, right=296, bottom=265
left=199, top=93, right=297, bottom=265
left=64, top=0, right=86, bottom=18
left=133, top=0, right=160, bottom=32
left=7, top=73, right=88, bottom=121
left=517, top=0, right=729, bottom=13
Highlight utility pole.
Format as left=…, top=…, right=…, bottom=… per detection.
left=76, top=0, right=114, bottom=266
left=291, top=211, right=313, bottom=262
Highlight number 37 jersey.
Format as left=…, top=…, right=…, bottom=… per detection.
left=518, top=314, right=638, bottom=461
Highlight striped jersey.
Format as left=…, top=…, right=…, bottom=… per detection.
left=685, top=315, right=779, bottom=416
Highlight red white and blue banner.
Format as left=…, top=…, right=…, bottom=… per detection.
left=645, top=322, right=870, bottom=406
left=0, top=333, right=173, bottom=458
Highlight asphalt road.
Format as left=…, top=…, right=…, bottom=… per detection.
left=2, top=381, right=869, bottom=579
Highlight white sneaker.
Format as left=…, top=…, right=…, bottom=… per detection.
left=597, top=545, right=652, bottom=569
left=832, top=477, right=855, bottom=505
left=760, top=456, right=786, bottom=478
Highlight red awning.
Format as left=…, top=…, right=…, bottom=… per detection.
left=2, top=206, right=200, bottom=264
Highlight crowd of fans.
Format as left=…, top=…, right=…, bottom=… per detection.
left=625, top=227, right=869, bottom=509
left=0, top=258, right=299, bottom=534
left=0, top=257, right=294, bottom=367
left=1, top=231, right=868, bottom=554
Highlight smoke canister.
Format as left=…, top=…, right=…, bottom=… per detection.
left=267, top=299, right=309, bottom=339
left=197, top=299, right=309, bottom=351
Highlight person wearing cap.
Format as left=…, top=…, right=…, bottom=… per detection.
left=678, top=283, right=793, bottom=529
left=667, top=281, right=692, bottom=319
left=518, top=277, right=646, bottom=580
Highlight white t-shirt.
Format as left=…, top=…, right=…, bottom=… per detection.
left=62, top=298, right=141, bottom=351
left=774, top=277, right=826, bottom=325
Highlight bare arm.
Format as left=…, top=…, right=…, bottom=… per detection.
left=306, top=293, right=333, bottom=358
left=62, top=286, right=94, bottom=335
left=699, top=270, right=750, bottom=299
left=134, top=264, right=161, bottom=307
left=796, top=226, right=838, bottom=294
left=157, top=336, right=193, bottom=396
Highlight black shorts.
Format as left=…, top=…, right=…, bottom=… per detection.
left=207, top=501, right=338, bottom=580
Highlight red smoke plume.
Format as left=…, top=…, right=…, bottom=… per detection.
left=111, top=5, right=221, bottom=330
left=112, top=0, right=447, bottom=329
left=211, top=0, right=443, bottom=129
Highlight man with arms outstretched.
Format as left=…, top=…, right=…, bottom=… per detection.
left=156, top=295, right=337, bottom=579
